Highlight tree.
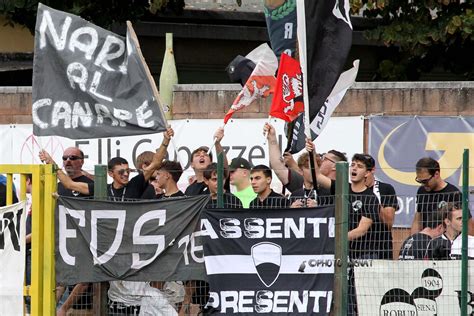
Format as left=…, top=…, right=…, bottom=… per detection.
left=0, top=0, right=184, bottom=33
left=350, top=0, right=473, bottom=80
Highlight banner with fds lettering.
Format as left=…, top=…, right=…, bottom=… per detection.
left=55, top=195, right=209, bottom=284
left=202, top=206, right=335, bottom=315
left=0, top=201, right=27, bottom=316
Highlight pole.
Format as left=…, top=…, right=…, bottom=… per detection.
left=461, top=149, right=469, bottom=316
left=334, top=162, right=349, bottom=316
left=217, top=152, right=224, bottom=208
left=93, top=165, right=108, bottom=315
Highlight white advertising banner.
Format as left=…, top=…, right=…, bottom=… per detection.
left=0, top=117, right=363, bottom=189
left=355, top=260, right=474, bottom=315
left=0, top=201, right=27, bottom=316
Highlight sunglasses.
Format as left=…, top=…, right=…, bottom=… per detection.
left=62, top=155, right=83, bottom=161
left=116, top=168, right=135, bottom=176
left=322, top=156, right=336, bottom=164
left=415, top=175, right=433, bottom=184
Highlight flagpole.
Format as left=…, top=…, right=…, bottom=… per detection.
left=296, top=0, right=318, bottom=199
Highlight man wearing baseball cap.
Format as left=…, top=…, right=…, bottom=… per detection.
left=229, top=157, right=257, bottom=208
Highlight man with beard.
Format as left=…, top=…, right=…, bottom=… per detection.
left=39, top=128, right=172, bottom=199
left=411, top=157, right=462, bottom=234
left=57, top=147, right=93, bottom=197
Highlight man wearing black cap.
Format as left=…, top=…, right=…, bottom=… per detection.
left=229, top=157, right=257, bottom=208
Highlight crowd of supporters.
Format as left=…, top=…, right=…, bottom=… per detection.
left=0, top=122, right=469, bottom=316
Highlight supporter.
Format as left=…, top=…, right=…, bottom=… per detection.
left=451, top=205, right=474, bottom=259
left=364, top=154, right=399, bottom=259
left=57, top=147, right=94, bottom=197
left=136, top=150, right=159, bottom=199
left=308, top=140, right=383, bottom=259
left=185, top=127, right=227, bottom=196
left=263, top=122, right=346, bottom=201
left=203, top=163, right=242, bottom=208
left=399, top=212, right=444, bottom=260
left=24, top=174, right=32, bottom=313
left=229, top=157, right=257, bottom=208
left=39, top=128, right=172, bottom=200
left=426, top=202, right=462, bottom=260
left=249, top=164, right=289, bottom=208
left=155, top=161, right=185, bottom=198
left=290, top=150, right=346, bottom=207
left=411, top=157, right=462, bottom=234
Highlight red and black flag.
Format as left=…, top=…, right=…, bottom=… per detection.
left=269, top=53, right=304, bottom=122
left=286, top=0, right=355, bottom=153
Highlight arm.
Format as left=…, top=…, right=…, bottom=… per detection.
left=304, top=138, right=332, bottom=189
left=57, top=283, right=90, bottom=316
left=214, top=127, right=229, bottom=173
left=264, top=123, right=289, bottom=185
left=39, top=150, right=91, bottom=195
left=283, top=152, right=301, bottom=174
left=380, top=206, right=395, bottom=229
left=144, top=127, right=174, bottom=181
left=348, top=216, right=373, bottom=241
left=410, top=212, right=421, bottom=235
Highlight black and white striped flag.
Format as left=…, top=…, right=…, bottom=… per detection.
left=202, top=206, right=335, bottom=315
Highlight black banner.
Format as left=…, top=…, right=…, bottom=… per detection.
left=55, top=195, right=209, bottom=284
left=202, top=206, right=335, bottom=315
left=33, top=4, right=167, bottom=139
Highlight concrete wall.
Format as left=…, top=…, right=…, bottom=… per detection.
left=1, top=82, right=472, bottom=125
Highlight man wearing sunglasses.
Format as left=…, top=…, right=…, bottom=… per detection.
left=39, top=128, right=173, bottom=200
left=58, top=147, right=94, bottom=197
left=410, top=157, right=462, bottom=235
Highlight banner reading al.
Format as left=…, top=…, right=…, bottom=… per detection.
left=368, top=116, right=474, bottom=227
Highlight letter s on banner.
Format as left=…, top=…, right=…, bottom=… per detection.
left=131, top=210, right=166, bottom=269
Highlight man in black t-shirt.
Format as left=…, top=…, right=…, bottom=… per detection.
left=56, top=147, right=94, bottom=197
left=40, top=138, right=167, bottom=200
left=249, top=165, right=289, bottom=208
left=411, top=157, right=462, bottom=234
left=364, top=154, right=398, bottom=259
left=155, top=161, right=185, bottom=199
left=399, top=211, right=444, bottom=260
left=185, top=127, right=227, bottom=196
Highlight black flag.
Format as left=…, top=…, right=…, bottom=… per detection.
left=286, top=0, right=353, bottom=153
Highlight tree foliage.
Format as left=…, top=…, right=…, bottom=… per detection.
left=0, top=0, right=184, bottom=33
left=350, top=0, right=473, bottom=80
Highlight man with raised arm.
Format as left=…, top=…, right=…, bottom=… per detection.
left=185, top=127, right=227, bottom=196
left=39, top=127, right=174, bottom=199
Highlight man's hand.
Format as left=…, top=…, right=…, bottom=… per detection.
left=305, top=137, right=315, bottom=153
left=263, top=123, right=277, bottom=142
left=163, top=126, right=174, bottom=144
left=214, top=127, right=225, bottom=143
left=39, top=149, right=54, bottom=165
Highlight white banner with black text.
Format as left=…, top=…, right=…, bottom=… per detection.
left=355, top=260, right=474, bottom=315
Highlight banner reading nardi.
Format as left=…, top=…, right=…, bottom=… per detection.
left=202, top=206, right=335, bottom=315
left=33, top=4, right=167, bottom=139
left=56, top=196, right=209, bottom=284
